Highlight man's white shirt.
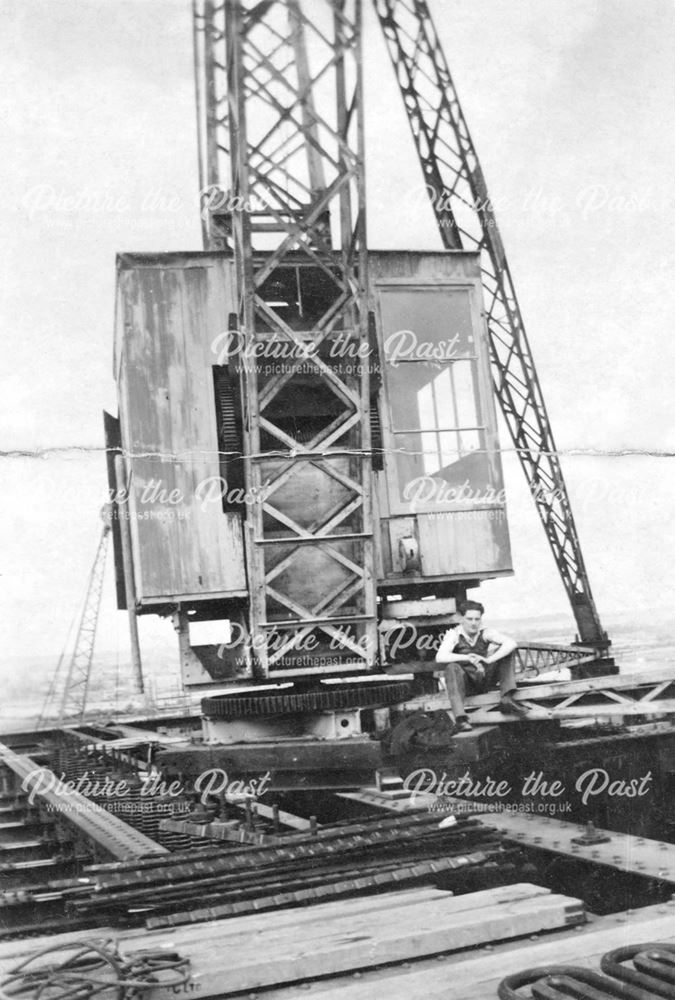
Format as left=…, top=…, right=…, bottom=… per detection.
left=435, top=625, right=513, bottom=663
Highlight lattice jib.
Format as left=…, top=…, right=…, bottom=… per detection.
left=374, top=0, right=607, bottom=648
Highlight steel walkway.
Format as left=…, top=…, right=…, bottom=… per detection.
left=0, top=743, right=167, bottom=861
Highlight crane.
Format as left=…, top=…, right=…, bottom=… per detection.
left=36, top=508, right=112, bottom=728
left=191, top=0, right=609, bottom=654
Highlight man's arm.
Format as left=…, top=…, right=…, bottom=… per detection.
left=435, top=628, right=462, bottom=664
left=480, top=628, right=517, bottom=665
left=435, top=628, right=481, bottom=666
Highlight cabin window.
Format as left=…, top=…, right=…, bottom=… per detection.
left=378, top=286, right=491, bottom=506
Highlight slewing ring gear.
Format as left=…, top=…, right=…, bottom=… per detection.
left=201, top=681, right=412, bottom=719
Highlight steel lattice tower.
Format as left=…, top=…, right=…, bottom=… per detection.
left=193, top=0, right=608, bottom=652
left=195, top=0, right=377, bottom=675
left=37, top=519, right=111, bottom=728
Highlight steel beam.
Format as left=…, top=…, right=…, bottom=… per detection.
left=0, top=744, right=167, bottom=862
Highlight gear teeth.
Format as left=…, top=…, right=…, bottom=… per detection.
left=201, top=681, right=412, bottom=718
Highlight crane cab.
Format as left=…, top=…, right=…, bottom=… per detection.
left=109, top=249, right=511, bottom=686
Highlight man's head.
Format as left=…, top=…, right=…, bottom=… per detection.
left=457, top=599, right=485, bottom=635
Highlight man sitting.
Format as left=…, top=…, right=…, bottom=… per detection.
left=435, top=599, right=529, bottom=732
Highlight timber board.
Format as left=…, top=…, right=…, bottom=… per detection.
left=263, top=902, right=675, bottom=1000
left=0, top=883, right=584, bottom=996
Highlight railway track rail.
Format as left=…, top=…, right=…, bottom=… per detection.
left=0, top=808, right=519, bottom=936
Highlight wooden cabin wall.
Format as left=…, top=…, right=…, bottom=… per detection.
left=116, top=256, right=246, bottom=605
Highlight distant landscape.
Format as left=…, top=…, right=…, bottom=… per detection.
left=2, top=610, right=672, bottom=732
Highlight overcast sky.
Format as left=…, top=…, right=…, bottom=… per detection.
left=1, top=0, right=674, bottom=681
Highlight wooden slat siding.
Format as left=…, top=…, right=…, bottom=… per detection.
left=116, top=262, right=246, bottom=602
left=386, top=510, right=512, bottom=580
left=416, top=509, right=510, bottom=576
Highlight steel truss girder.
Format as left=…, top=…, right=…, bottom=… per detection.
left=38, top=524, right=111, bottom=728
left=61, top=524, right=110, bottom=723
left=514, top=642, right=597, bottom=679
left=466, top=665, right=675, bottom=724
left=372, top=0, right=608, bottom=649
left=197, top=0, right=377, bottom=675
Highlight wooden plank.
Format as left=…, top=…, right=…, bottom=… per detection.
left=310, top=905, right=675, bottom=1000
left=155, top=883, right=554, bottom=943
left=0, top=884, right=559, bottom=966
left=149, top=893, right=584, bottom=996
left=1, top=892, right=583, bottom=997
left=0, top=892, right=444, bottom=965
left=0, top=893, right=584, bottom=998
left=0, top=890, right=451, bottom=965
left=154, top=887, right=457, bottom=937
